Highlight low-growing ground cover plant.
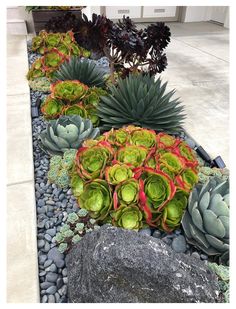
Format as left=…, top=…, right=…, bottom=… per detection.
left=70, top=126, right=199, bottom=232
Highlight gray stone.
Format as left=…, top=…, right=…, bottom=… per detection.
left=41, top=295, right=48, bottom=303
left=46, top=272, right=58, bottom=283
left=44, top=241, right=50, bottom=252
left=38, top=199, right=45, bottom=207
left=55, top=292, right=60, bottom=303
left=66, top=225, right=221, bottom=303
left=45, top=234, right=52, bottom=242
left=39, top=254, right=47, bottom=265
left=62, top=268, right=67, bottom=277
left=40, top=282, right=54, bottom=290
left=46, top=263, right=57, bottom=273
left=59, top=193, right=65, bottom=201
left=46, top=200, right=55, bottom=206
left=201, top=254, right=208, bottom=260
left=152, top=230, right=161, bottom=238
left=191, top=252, right=200, bottom=259
left=55, top=259, right=65, bottom=268
left=44, top=259, right=53, bottom=268
left=48, top=295, right=55, bottom=303
left=37, top=239, right=45, bottom=249
left=138, top=228, right=151, bottom=236
left=171, top=235, right=187, bottom=253
left=161, top=236, right=172, bottom=246
left=48, top=247, right=64, bottom=266
left=46, top=286, right=57, bottom=295
left=39, top=271, right=46, bottom=277
left=57, top=278, right=64, bottom=289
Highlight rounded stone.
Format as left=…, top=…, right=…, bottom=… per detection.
left=161, top=236, right=172, bottom=246
left=46, top=272, right=58, bottom=283
left=200, top=254, right=208, bottom=260
left=55, top=259, right=65, bottom=268
left=171, top=235, right=187, bottom=253
left=191, top=252, right=200, bottom=259
left=46, top=285, right=57, bottom=295
left=38, top=199, right=45, bottom=207
left=48, top=295, right=55, bottom=303
left=139, top=228, right=151, bottom=237
left=40, top=282, right=54, bottom=290
left=152, top=230, right=162, bottom=238
left=56, top=278, right=64, bottom=289
left=46, top=263, right=57, bottom=273
left=37, top=239, right=45, bottom=248
left=41, top=295, right=48, bottom=303
left=38, top=254, right=47, bottom=265
left=45, top=234, right=52, bottom=242
left=44, top=258, right=53, bottom=267
left=44, top=242, right=51, bottom=252
left=62, top=268, right=67, bottom=277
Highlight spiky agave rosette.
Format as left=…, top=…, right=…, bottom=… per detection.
left=69, top=126, right=199, bottom=232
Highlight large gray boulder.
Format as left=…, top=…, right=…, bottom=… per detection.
left=66, top=225, right=222, bottom=303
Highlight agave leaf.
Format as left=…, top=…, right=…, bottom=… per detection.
left=199, top=191, right=210, bottom=213
left=211, top=180, right=229, bottom=198
left=209, top=194, right=229, bottom=217
left=189, top=223, right=210, bottom=249
left=192, top=207, right=205, bottom=233
left=219, top=215, right=229, bottom=238
left=56, top=124, right=79, bottom=144
left=49, top=127, right=70, bottom=148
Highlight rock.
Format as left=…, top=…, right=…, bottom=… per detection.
left=55, top=259, right=65, bottom=268
left=45, top=234, right=52, bottom=242
left=66, top=225, right=221, bottom=303
left=57, top=278, right=64, bottom=289
left=40, top=282, right=54, bottom=290
left=48, top=247, right=64, bottom=263
left=191, top=252, right=200, bottom=259
left=39, top=254, right=47, bottom=265
left=37, top=239, right=45, bottom=249
left=152, top=230, right=161, bottom=238
left=46, top=263, right=57, bottom=273
left=48, top=295, right=55, bottom=303
left=46, top=285, right=57, bottom=294
left=38, top=199, right=45, bottom=207
left=201, top=254, right=208, bottom=260
left=41, top=295, right=48, bottom=303
left=44, top=259, right=53, bottom=268
left=46, top=272, right=58, bottom=283
left=138, top=228, right=151, bottom=237
left=171, top=235, right=187, bottom=253
left=47, top=228, right=56, bottom=237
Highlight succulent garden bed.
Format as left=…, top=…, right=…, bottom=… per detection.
left=26, top=11, right=229, bottom=303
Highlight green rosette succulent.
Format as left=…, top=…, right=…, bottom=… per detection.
left=159, top=152, right=185, bottom=175
left=116, top=145, right=148, bottom=167
left=174, top=141, right=198, bottom=168
left=39, top=115, right=100, bottom=155
left=105, top=163, right=133, bottom=185
left=45, top=33, right=62, bottom=49
left=41, top=96, right=64, bottom=119
left=78, top=179, right=112, bottom=220
left=104, top=128, right=130, bottom=147
left=130, top=128, right=157, bottom=149
left=75, top=142, right=114, bottom=180
left=32, top=35, right=44, bottom=52
left=70, top=174, right=84, bottom=197
left=143, top=168, right=176, bottom=215
left=51, top=80, right=88, bottom=102
left=28, top=77, right=51, bottom=92
left=85, top=104, right=100, bottom=127
left=160, top=189, right=189, bottom=232
left=111, top=204, right=143, bottom=230
left=114, top=178, right=139, bottom=207
left=42, top=49, right=67, bottom=73
left=26, top=58, right=45, bottom=80
left=156, top=132, right=180, bottom=149
left=176, top=168, right=199, bottom=191
left=63, top=104, right=88, bottom=118
left=83, top=87, right=108, bottom=106
left=182, top=177, right=229, bottom=264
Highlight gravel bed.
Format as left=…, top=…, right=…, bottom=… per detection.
left=27, top=40, right=213, bottom=303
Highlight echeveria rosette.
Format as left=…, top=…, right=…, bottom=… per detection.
left=111, top=204, right=143, bottom=230
left=104, top=128, right=130, bottom=147
left=159, top=189, right=189, bottom=232
left=85, top=104, right=100, bottom=127
left=116, top=145, right=148, bottom=168
left=41, top=96, right=64, bottom=119
left=174, top=141, right=198, bottom=168
left=51, top=80, right=89, bottom=102
left=175, top=168, right=199, bottom=192
left=42, top=48, right=67, bottom=73
left=26, top=59, right=45, bottom=80
left=156, top=132, right=180, bottom=149
left=105, top=163, right=133, bottom=185
left=70, top=174, right=84, bottom=198
left=63, top=103, right=88, bottom=118
left=142, top=168, right=176, bottom=224
left=75, top=142, right=114, bottom=180
left=158, top=152, right=185, bottom=176
left=114, top=178, right=139, bottom=208
left=78, top=179, right=112, bottom=221
left=45, top=33, right=62, bottom=49
left=130, top=128, right=157, bottom=149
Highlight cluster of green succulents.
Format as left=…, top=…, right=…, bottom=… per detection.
left=208, top=262, right=229, bottom=302
left=27, top=49, right=68, bottom=81
left=70, top=126, right=199, bottom=232
left=31, top=30, right=90, bottom=57
left=28, top=77, right=51, bottom=92
left=55, top=209, right=100, bottom=253
left=97, top=74, right=185, bottom=133
left=198, top=166, right=229, bottom=184
left=39, top=115, right=100, bottom=156
left=41, top=80, right=107, bottom=126
left=47, top=149, right=77, bottom=188
left=182, top=177, right=229, bottom=264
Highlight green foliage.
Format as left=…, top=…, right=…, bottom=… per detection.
left=55, top=211, right=100, bottom=253
left=182, top=177, right=229, bottom=264
left=52, top=57, right=107, bottom=88
left=28, top=77, right=51, bottom=92
left=31, top=30, right=90, bottom=57
left=198, top=166, right=229, bottom=184
left=208, top=262, right=229, bottom=302
left=97, top=74, right=185, bottom=133
left=72, top=126, right=199, bottom=232
left=39, top=115, right=100, bottom=156
left=47, top=149, right=77, bottom=188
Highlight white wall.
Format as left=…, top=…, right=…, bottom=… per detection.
left=183, top=6, right=212, bottom=22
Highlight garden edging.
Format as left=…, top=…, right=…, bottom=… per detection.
left=7, top=34, right=40, bottom=303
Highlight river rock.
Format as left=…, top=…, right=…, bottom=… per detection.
left=66, top=225, right=221, bottom=303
